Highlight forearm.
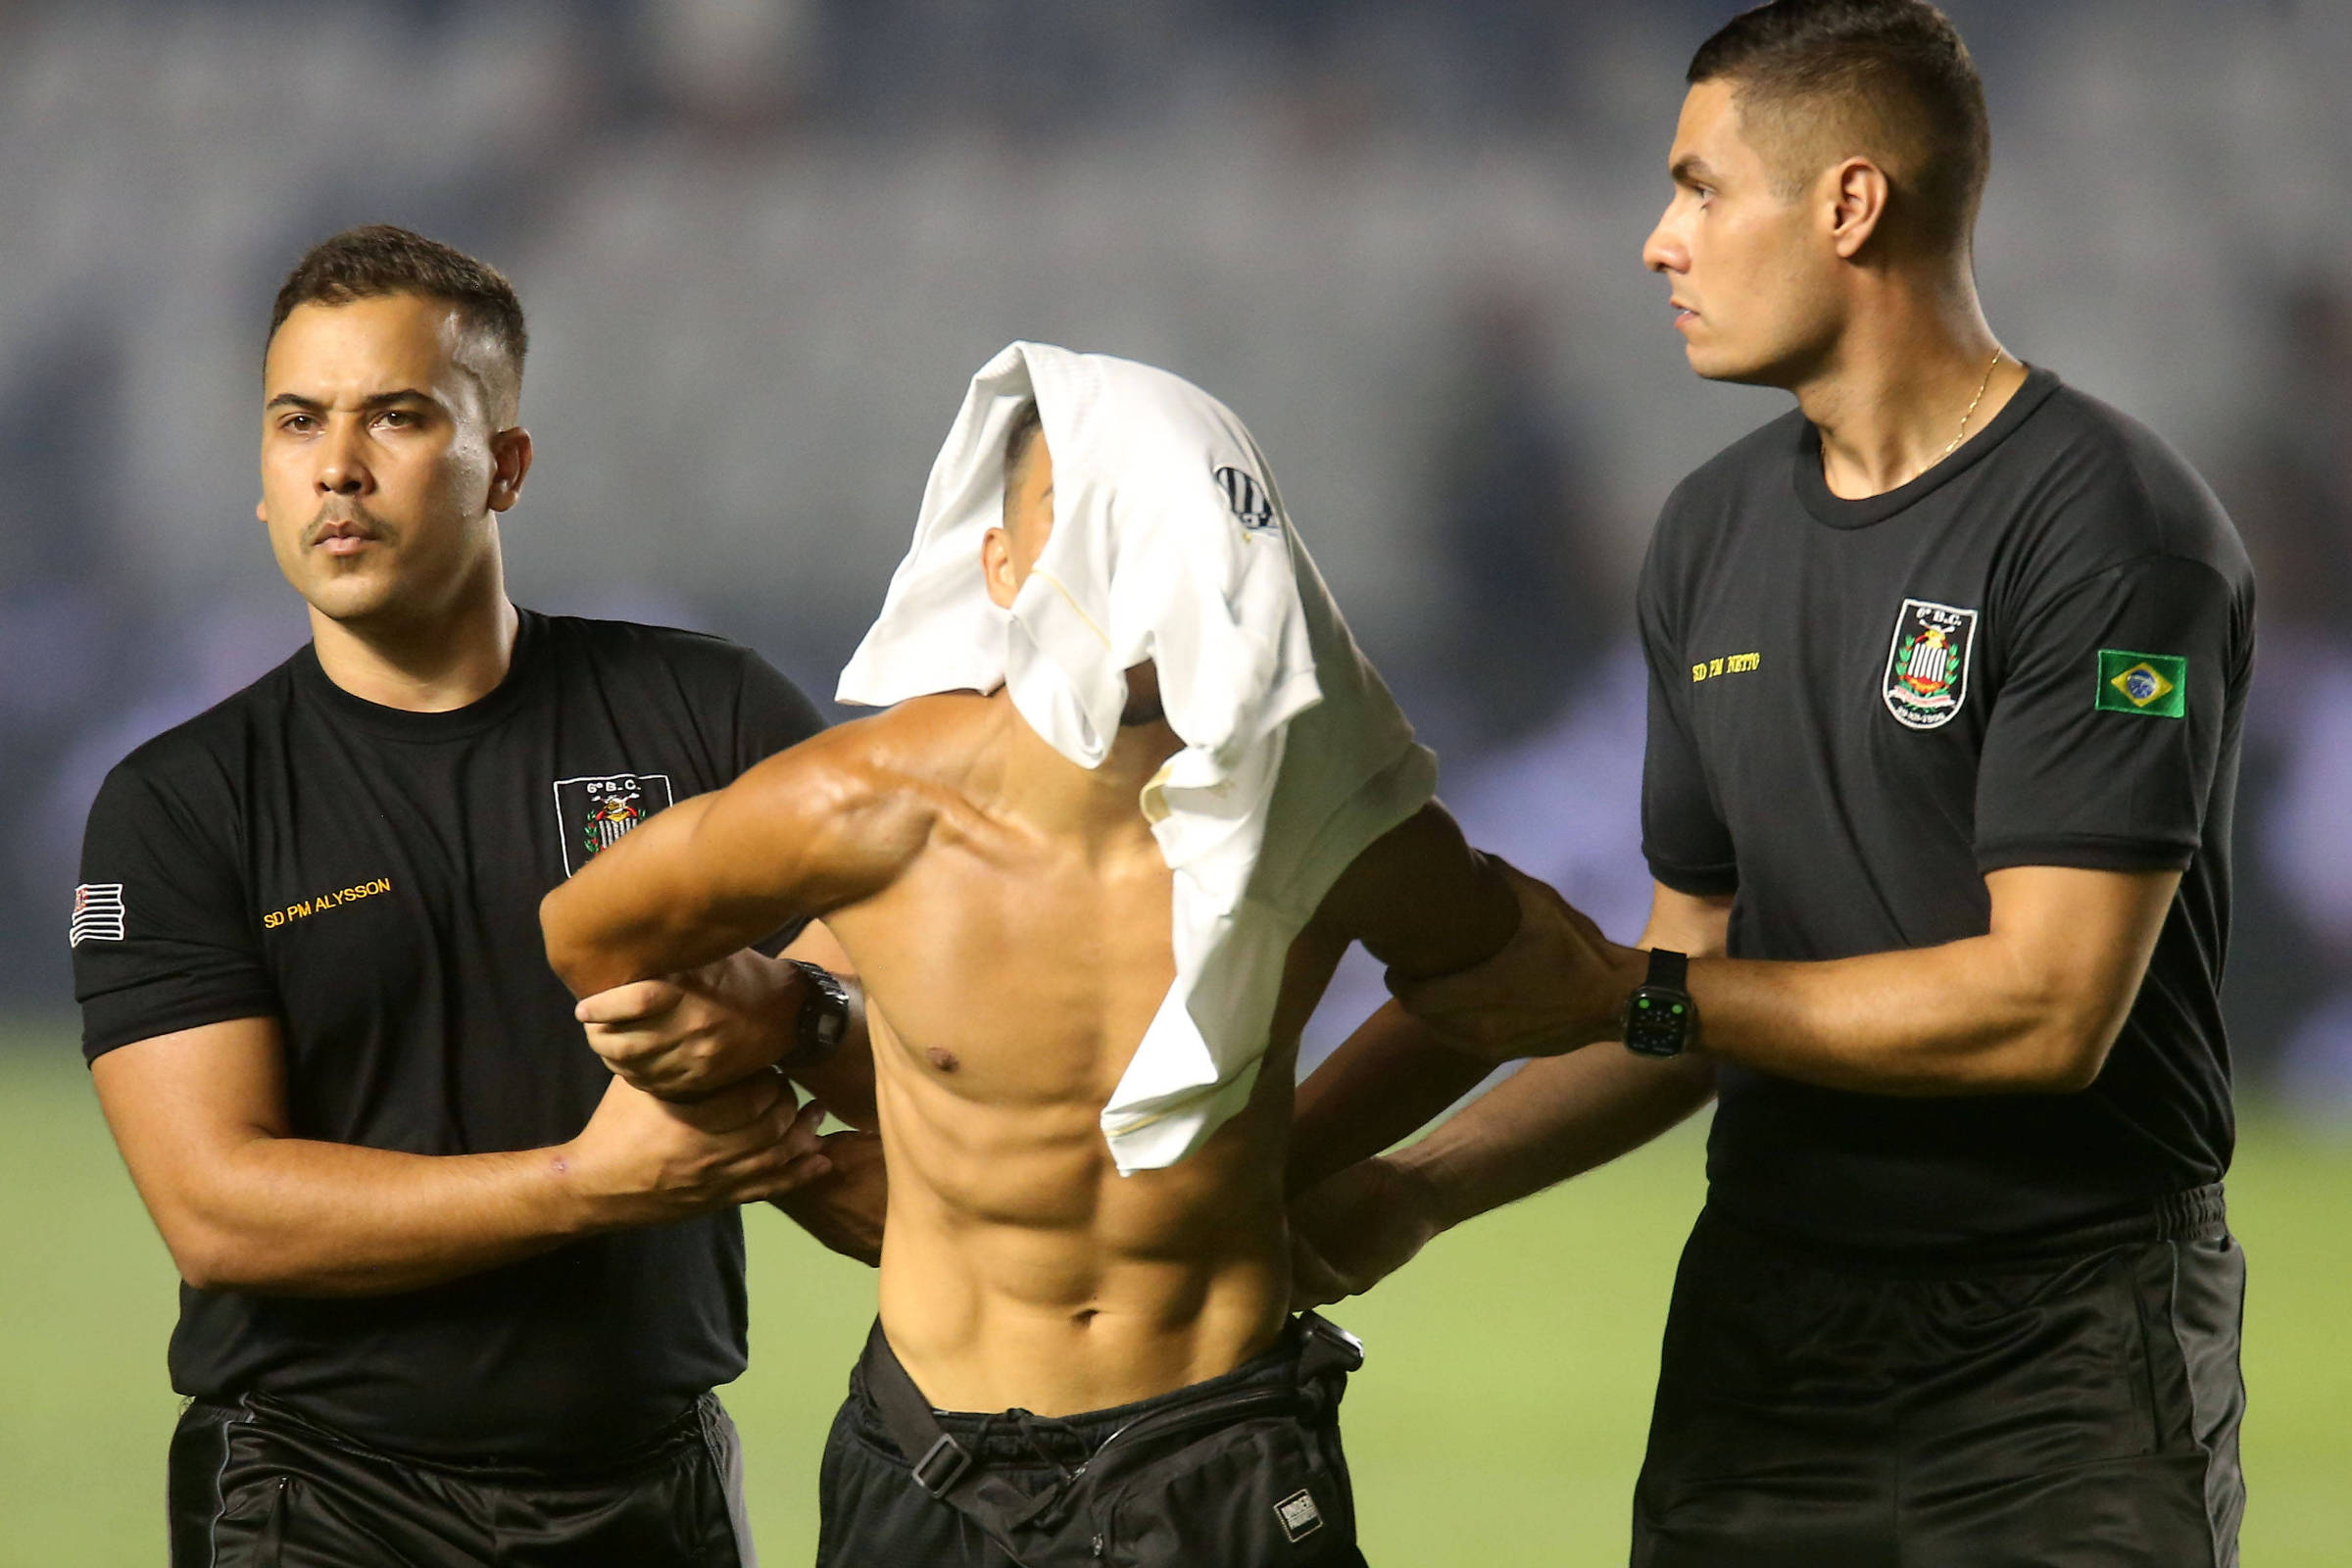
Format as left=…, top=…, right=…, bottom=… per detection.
left=791, top=1027, right=879, bottom=1131
left=100, top=1014, right=821, bottom=1301
left=1676, top=864, right=2175, bottom=1096
left=1691, top=940, right=2103, bottom=1096
left=153, top=1136, right=593, bottom=1298
left=1390, top=1047, right=1716, bottom=1230
left=1288, top=1001, right=1493, bottom=1194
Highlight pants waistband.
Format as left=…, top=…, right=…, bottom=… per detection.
left=2146, top=1182, right=2229, bottom=1243
left=200, top=1391, right=714, bottom=1485
left=850, top=1314, right=1355, bottom=1467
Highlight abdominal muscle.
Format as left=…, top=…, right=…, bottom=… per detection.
left=868, top=1015, right=1297, bottom=1417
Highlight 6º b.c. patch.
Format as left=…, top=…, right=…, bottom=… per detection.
left=1883, top=599, right=1980, bottom=730
left=553, top=771, right=675, bottom=876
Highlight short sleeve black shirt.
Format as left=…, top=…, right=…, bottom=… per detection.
left=1639, top=368, right=2254, bottom=1250
left=72, top=611, right=826, bottom=1461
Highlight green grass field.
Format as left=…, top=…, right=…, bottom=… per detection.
left=3, top=1020, right=2346, bottom=1565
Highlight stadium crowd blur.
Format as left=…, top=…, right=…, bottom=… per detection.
left=5, top=0, right=2350, bottom=1116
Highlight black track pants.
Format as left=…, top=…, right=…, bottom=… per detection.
left=1633, top=1189, right=2246, bottom=1568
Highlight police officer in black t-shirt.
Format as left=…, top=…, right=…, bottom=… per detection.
left=1289, top=4, right=2254, bottom=1562
left=73, top=226, right=878, bottom=1566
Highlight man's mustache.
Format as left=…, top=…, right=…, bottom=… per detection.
left=303, top=503, right=395, bottom=549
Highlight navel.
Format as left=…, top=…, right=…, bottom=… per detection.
left=926, top=1046, right=960, bottom=1073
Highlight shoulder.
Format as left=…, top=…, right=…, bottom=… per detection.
left=787, top=695, right=995, bottom=801
left=534, top=612, right=822, bottom=729
left=1646, top=408, right=1809, bottom=568
left=713, top=696, right=1000, bottom=886
left=534, top=612, right=770, bottom=682
left=95, top=659, right=304, bottom=825
left=1671, top=407, right=1809, bottom=511
left=741, top=695, right=993, bottom=811
left=1638, top=408, right=1807, bottom=632
left=2000, top=379, right=2251, bottom=593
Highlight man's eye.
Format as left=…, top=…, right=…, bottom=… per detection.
left=374, top=410, right=413, bottom=429
left=281, top=415, right=316, bottom=433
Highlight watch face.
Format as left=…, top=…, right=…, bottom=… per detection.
left=1625, top=989, right=1690, bottom=1056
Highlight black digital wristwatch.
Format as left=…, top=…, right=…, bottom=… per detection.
left=780, top=959, right=852, bottom=1072
left=1622, top=949, right=1698, bottom=1058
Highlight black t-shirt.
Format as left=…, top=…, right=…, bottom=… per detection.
left=72, top=611, right=826, bottom=1461
left=1640, top=368, right=2254, bottom=1251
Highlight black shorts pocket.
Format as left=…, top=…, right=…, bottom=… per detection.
left=210, top=1474, right=293, bottom=1568
left=1096, top=1413, right=1354, bottom=1568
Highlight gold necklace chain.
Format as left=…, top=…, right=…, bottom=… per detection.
left=1941, top=349, right=2006, bottom=460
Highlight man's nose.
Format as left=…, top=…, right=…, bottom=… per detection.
left=316, top=422, right=369, bottom=495
left=1642, top=209, right=1686, bottom=275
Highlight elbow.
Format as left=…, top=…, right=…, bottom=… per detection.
left=538, top=887, right=593, bottom=995
left=167, top=1225, right=263, bottom=1294
left=1998, top=1019, right=2118, bottom=1096
left=2038, top=1042, right=2110, bottom=1096
left=157, top=1190, right=309, bottom=1294
left=176, top=1257, right=240, bottom=1294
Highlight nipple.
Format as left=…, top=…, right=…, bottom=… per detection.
left=926, top=1047, right=960, bottom=1073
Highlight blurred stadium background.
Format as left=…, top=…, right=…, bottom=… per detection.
left=2, top=0, right=2347, bottom=1561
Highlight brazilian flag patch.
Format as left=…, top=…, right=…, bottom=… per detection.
left=2096, top=650, right=2187, bottom=717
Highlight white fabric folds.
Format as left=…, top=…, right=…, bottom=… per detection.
left=838, top=342, right=1435, bottom=1173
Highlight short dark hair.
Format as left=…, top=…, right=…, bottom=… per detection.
left=1689, top=0, right=1989, bottom=255
left=1004, top=397, right=1046, bottom=477
left=269, top=224, right=528, bottom=416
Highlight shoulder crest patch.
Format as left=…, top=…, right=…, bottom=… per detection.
left=1883, top=599, right=1980, bottom=730
left=553, top=772, right=675, bottom=876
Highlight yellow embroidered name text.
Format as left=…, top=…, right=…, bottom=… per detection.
left=264, top=877, right=393, bottom=930
left=1690, top=652, right=1762, bottom=682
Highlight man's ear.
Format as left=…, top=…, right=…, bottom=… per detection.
left=1826, top=156, right=1890, bottom=260
left=982, top=526, right=1018, bottom=609
left=488, top=427, right=535, bottom=514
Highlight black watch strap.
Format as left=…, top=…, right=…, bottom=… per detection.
left=780, top=959, right=851, bottom=1072
left=1622, top=948, right=1696, bottom=1058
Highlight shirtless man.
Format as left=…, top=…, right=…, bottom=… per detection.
left=543, top=381, right=1634, bottom=1565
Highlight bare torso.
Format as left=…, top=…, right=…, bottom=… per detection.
left=820, top=690, right=1349, bottom=1414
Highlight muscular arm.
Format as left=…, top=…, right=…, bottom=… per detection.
left=1382, top=884, right=1729, bottom=1226
left=1340, top=864, right=2171, bottom=1267
left=543, top=725, right=928, bottom=999
left=1287, top=804, right=1636, bottom=1190
left=1686, top=864, right=2178, bottom=1095
left=1285, top=806, right=1511, bottom=1190
left=1287, top=884, right=1720, bottom=1307
left=91, top=1016, right=824, bottom=1298
left=1288, top=1002, right=1494, bottom=1194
